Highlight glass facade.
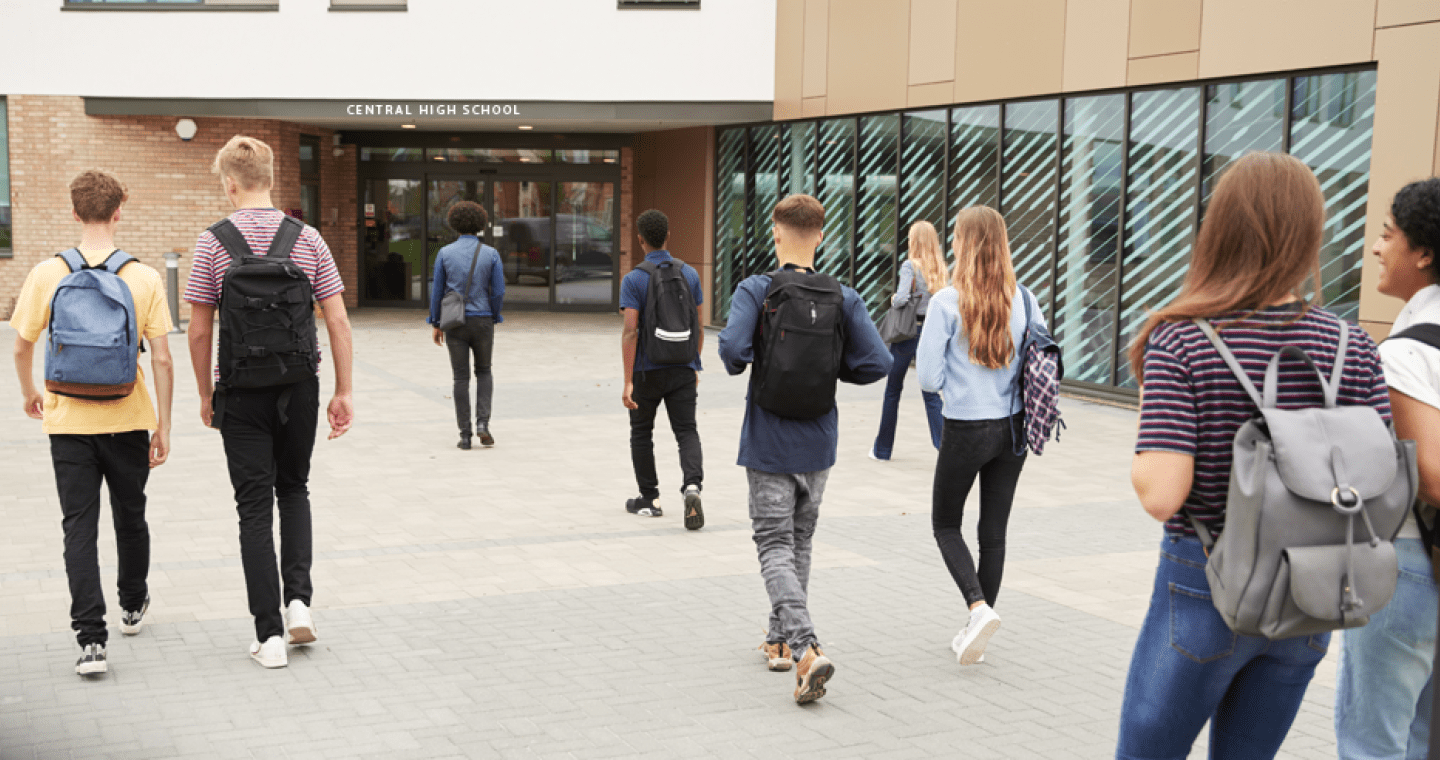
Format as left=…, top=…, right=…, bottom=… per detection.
left=0, top=97, right=9, bottom=257
left=713, top=67, right=1377, bottom=392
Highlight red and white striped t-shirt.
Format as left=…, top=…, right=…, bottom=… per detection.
left=184, top=208, right=345, bottom=371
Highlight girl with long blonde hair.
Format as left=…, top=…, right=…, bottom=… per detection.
left=916, top=206, right=1042, bottom=666
left=870, top=221, right=947, bottom=460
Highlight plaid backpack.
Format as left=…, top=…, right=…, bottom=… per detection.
left=1011, top=285, right=1065, bottom=455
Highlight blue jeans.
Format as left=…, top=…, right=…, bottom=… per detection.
left=1336, top=538, right=1437, bottom=760
left=1117, top=536, right=1329, bottom=760
left=872, top=334, right=942, bottom=460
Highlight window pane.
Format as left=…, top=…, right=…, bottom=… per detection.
left=901, top=110, right=947, bottom=257
left=1002, top=100, right=1060, bottom=310
left=1291, top=70, right=1376, bottom=323
left=782, top=122, right=815, bottom=197
left=299, top=136, right=320, bottom=179
left=556, top=149, right=619, bottom=164
left=361, top=147, right=423, bottom=162
left=555, top=182, right=616, bottom=305
left=1202, top=79, right=1284, bottom=206
left=857, top=114, right=899, bottom=318
left=1119, top=87, right=1201, bottom=389
left=949, top=105, right=1000, bottom=245
left=713, top=128, right=746, bottom=320
left=1056, top=95, right=1124, bottom=386
left=424, top=148, right=552, bottom=163
left=0, top=97, right=9, bottom=255
left=747, top=125, right=782, bottom=279
left=816, top=118, right=855, bottom=282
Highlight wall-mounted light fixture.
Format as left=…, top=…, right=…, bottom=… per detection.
left=175, top=119, right=198, bottom=142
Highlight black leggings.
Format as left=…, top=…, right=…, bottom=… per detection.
left=932, top=414, right=1027, bottom=608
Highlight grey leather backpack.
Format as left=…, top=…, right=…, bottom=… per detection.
left=1189, top=319, right=1418, bottom=639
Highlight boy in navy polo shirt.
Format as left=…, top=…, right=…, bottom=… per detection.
left=618, top=209, right=706, bottom=529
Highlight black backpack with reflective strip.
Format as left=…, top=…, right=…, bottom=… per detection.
left=211, top=216, right=318, bottom=389
left=637, top=259, right=699, bottom=366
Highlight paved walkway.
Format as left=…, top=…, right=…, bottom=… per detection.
left=1, top=310, right=1340, bottom=759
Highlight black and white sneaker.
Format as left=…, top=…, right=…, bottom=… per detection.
left=119, top=595, right=150, bottom=636
left=625, top=497, right=662, bottom=517
left=683, top=485, right=704, bottom=531
left=75, top=643, right=106, bottom=676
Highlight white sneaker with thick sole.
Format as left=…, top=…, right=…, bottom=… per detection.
left=285, top=600, right=317, bottom=645
left=956, top=604, right=1001, bottom=665
left=250, top=636, right=288, bottom=668
left=950, top=627, right=986, bottom=663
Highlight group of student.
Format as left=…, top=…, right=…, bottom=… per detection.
left=12, top=136, right=1440, bottom=754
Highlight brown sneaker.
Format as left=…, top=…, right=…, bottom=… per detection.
left=759, top=641, right=792, bottom=671
left=793, top=644, right=834, bottom=704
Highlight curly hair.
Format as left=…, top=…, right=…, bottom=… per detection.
left=637, top=209, right=669, bottom=249
left=447, top=201, right=488, bottom=235
left=1391, top=177, right=1440, bottom=281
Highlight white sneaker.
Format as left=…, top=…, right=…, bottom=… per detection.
left=250, top=636, right=288, bottom=668
left=868, top=447, right=886, bottom=462
left=285, top=600, right=317, bottom=645
left=950, top=627, right=987, bottom=663
left=956, top=604, right=1001, bottom=665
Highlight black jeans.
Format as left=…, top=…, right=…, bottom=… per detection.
left=629, top=366, right=703, bottom=500
left=932, top=414, right=1027, bottom=608
left=219, top=376, right=319, bottom=642
left=50, top=431, right=152, bottom=647
left=446, top=316, right=495, bottom=433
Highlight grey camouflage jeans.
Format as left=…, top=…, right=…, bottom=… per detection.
left=747, top=467, right=830, bottom=656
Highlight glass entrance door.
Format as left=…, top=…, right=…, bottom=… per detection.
left=491, top=179, right=554, bottom=304
left=555, top=181, right=617, bottom=306
left=426, top=178, right=488, bottom=306
left=362, top=179, right=424, bottom=303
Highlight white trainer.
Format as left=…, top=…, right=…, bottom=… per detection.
left=250, top=636, right=288, bottom=668
left=956, top=604, right=1001, bottom=665
left=285, top=600, right=317, bottom=645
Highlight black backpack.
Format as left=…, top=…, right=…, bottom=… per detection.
left=211, top=216, right=318, bottom=389
left=637, top=259, right=699, bottom=366
left=1388, top=322, right=1440, bottom=556
left=753, top=268, right=846, bottom=419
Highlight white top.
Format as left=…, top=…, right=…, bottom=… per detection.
left=1380, top=284, right=1440, bottom=538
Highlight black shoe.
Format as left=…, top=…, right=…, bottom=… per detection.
left=458, top=433, right=472, bottom=450
left=683, top=486, right=704, bottom=531
left=75, top=643, right=106, bottom=676
left=477, top=426, right=495, bottom=448
left=625, top=497, right=662, bottom=517
left=120, top=595, right=150, bottom=635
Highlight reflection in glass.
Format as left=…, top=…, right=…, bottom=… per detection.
left=1119, top=88, right=1200, bottom=388
left=1291, top=70, right=1376, bottom=323
left=1202, top=80, right=1284, bottom=206
left=556, top=182, right=616, bottom=305
left=361, top=147, right=423, bottom=162
left=362, top=179, right=423, bottom=302
left=748, top=125, right=783, bottom=280
left=557, top=150, right=620, bottom=164
left=714, top=128, right=746, bottom=320
left=427, top=148, right=553, bottom=163
left=901, top=110, right=947, bottom=260
left=1002, top=100, right=1060, bottom=309
left=1056, top=95, right=1124, bottom=385
left=494, top=181, right=554, bottom=304
left=948, top=105, right=1000, bottom=245
left=857, top=114, right=899, bottom=318
left=816, top=118, right=856, bottom=282
left=0, top=97, right=10, bottom=254
left=783, top=122, right=816, bottom=197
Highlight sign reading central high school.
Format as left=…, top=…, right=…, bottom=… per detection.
left=346, top=103, right=522, bottom=116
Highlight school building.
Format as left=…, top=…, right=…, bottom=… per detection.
left=2, top=0, right=1439, bottom=397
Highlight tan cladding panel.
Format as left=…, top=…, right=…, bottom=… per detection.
left=910, top=0, right=958, bottom=85
left=826, top=0, right=910, bottom=114
left=955, top=0, right=1065, bottom=103
left=802, top=0, right=828, bottom=99
left=775, top=0, right=805, bottom=120
left=1128, top=0, right=1201, bottom=58
left=1128, top=51, right=1200, bottom=86
left=1377, top=0, right=1440, bottom=27
left=1198, top=0, right=1378, bottom=79
left=1063, top=0, right=1129, bottom=92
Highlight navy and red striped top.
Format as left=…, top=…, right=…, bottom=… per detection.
left=1135, top=305, right=1391, bottom=538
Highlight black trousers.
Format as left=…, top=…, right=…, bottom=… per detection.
left=446, top=316, right=495, bottom=433
left=50, top=431, right=152, bottom=647
left=629, top=366, right=703, bottom=500
left=219, top=376, right=319, bottom=642
left=932, top=414, right=1027, bottom=608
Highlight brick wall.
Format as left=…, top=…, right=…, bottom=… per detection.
left=0, top=95, right=360, bottom=321
left=618, top=146, right=635, bottom=277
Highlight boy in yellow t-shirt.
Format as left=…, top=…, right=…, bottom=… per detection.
left=9, top=170, right=174, bottom=677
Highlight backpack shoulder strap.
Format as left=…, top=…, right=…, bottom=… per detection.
left=1195, top=319, right=1265, bottom=408
left=637, top=260, right=659, bottom=277
left=100, top=250, right=136, bottom=274
left=1389, top=322, right=1440, bottom=351
left=1328, top=320, right=1349, bottom=406
left=56, top=249, right=86, bottom=273
left=209, top=219, right=254, bottom=260
left=264, top=216, right=304, bottom=261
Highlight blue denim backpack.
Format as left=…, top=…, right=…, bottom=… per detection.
left=44, top=249, right=140, bottom=400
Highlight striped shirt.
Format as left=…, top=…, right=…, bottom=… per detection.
left=1136, top=305, right=1391, bottom=538
left=184, top=208, right=344, bottom=372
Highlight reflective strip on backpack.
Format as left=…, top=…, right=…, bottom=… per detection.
left=655, top=328, right=691, bottom=342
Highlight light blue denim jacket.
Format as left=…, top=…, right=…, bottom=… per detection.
left=917, top=285, right=1041, bottom=420
left=427, top=235, right=505, bottom=326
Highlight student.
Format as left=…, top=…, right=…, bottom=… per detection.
left=1335, top=177, right=1440, bottom=759
left=1117, top=153, right=1391, bottom=759
left=9, top=170, right=174, bottom=676
left=428, top=200, right=504, bottom=450
left=619, top=209, right=706, bottom=529
left=917, top=206, right=1042, bottom=666
left=185, top=135, right=355, bottom=670
left=871, top=220, right=946, bottom=461
left=717, top=194, right=891, bottom=704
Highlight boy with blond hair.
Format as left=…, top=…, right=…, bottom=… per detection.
left=185, top=135, right=354, bottom=669
left=10, top=170, right=175, bottom=676
left=717, top=194, right=890, bottom=704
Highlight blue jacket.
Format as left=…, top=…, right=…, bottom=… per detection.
left=427, top=235, right=505, bottom=326
left=717, top=270, right=892, bottom=474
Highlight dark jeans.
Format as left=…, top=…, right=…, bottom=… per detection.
left=629, top=366, right=703, bottom=500
left=872, top=332, right=943, bottom=459
left=50, top=431, right=152, bottom=647
left=932, top=414, right=1026, bottom=608
left=219, top=375, right=319, bottom=642
left=446, top=316, right=495, bottom=433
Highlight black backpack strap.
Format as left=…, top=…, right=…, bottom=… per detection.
left=209, top=219, right=254, bottom=260
left=637, top=260, right=659, bottom=277
left=1390, top=323, right=1440, bottom=352
left=265, top=215, right=304, bottom=261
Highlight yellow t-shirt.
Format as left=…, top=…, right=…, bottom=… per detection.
left=9, top=248, right=172, bottom=435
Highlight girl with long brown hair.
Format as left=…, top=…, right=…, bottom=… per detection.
left=1118, top=152, right=1391, bottom=758
left=916, top=206, right=1044, bottom=666
left=870, top=221, right=947, bottom=461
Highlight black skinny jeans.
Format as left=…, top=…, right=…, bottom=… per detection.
left=50, top=431, right=152, bottom=647
left=219, top=376, right=319, bottom=642
left=932, top=414, right=1027, bottom=608
left=446, top=316, right=495, bottom=433
left=629, top=366, right=703, bottom=500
